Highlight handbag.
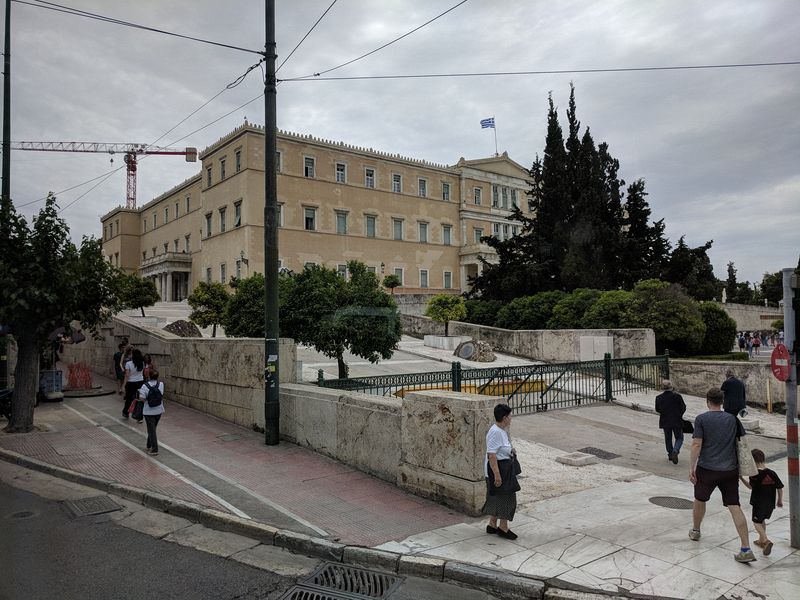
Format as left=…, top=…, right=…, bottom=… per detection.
left=737, top=436, right=758, bottom=478
left=681, top=419, right=694, bottom=434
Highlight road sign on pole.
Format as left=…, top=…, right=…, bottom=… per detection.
left=771, top=343, right=791, bottom=382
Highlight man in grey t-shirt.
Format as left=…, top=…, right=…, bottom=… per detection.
left=689, top=388, right=755, bottom=563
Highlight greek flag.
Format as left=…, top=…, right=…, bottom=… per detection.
left=480, top=117, right=495, bottom=129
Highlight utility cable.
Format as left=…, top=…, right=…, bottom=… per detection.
left=276, top=0, right=338, bottom=73
left=287, top=0, right=469, bottom=80
left=280, top=60, right=800, bottom=82
left=58, top=169, right=119, bottom=213
left=13, top=0, right=261, bottom=54
left=14, top=166, right=125, bottom=208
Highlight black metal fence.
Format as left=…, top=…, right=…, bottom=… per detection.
left=318, top=353, right=669, bottom=414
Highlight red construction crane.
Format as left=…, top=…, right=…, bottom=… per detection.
left=10, top=141, right=198, bottom=209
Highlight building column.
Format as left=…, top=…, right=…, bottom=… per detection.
left=166, top=271, right=173, bottom=302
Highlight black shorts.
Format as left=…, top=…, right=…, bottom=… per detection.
left=751, top=505, right=774, bottom=524
left=694, top=466, right=740, bottom=506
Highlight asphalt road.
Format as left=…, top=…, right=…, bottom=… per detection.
left=512, top=403, right=787, bottom=480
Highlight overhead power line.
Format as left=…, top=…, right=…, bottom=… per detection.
left=287, top=0, right=469, bottom=80
left=277, top=0, right=338, bottom=74
left=13, top=0, right=262, bottom=54
left=280, top=60, right=800, bottom=82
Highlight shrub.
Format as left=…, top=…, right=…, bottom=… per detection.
left=495, top=291, right=567, bottom=330
left=424, top=295, right=467, bottom=336
left=698, top=302, right=737, bottom=355
left=581, top=290, right=633, bottom=329
left=547, top=288, right=602, bottom=329
left=464, top=299, right=504, bottom=327
left=771, top=319, right=784, bottom=332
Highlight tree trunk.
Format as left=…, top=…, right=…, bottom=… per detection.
left=7, top=330, right=38, bottom=432
left=336, top=351, right=348, bottom=379
left=212, top=323, right=217, bottom=338
left=140, top=306, right=145, bottom=317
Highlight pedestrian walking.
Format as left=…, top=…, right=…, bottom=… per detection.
left=143, top=353, right=156, bottom=380
left=688, top=388, right=755, bottom=563
left=655, top=380, right=687, bottom=464
left=482, top=403, right=520, bottom=540
left=139, top=368, right=165, bottom=456
left=122, top=348, right=145, bottom=421
left=739, top=448, right=784, bottom=556
left=721, top=369, right=746, bottom=416
left=753, top=334, right=761, bottom=356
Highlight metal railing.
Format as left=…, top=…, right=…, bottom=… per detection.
left=318, top=353, right=669, bottom=414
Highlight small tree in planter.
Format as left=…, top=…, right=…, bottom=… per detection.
left=425, top=295, right=467, bottom=337
left=382, top=274, right=401, bottom=294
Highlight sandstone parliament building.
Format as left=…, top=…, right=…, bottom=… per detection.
left=101, top=122, right=533, bottom=301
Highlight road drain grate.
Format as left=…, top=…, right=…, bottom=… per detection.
left=64, top=496, right=122, bottom=517
left=280, top=563, right=402, bottom=600
left=577, top=446, right=621, bottom=460
left=649, top=496, right=694, bottom=510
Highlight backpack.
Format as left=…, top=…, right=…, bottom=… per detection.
left=143, top=381, right=163, bottom=407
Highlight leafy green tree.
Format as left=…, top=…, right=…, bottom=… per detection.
left=116, top=272, right=160, bottom=317
left=0, top=194, right=119, bottom=432
left=425, top=295, right=467, bottom=336
left=495, top=291, right=567, bottom=330
left=625, top=280, right=705, bottom=355
left=759, top=271, right=783, bottom=306
left=698, top=302, right=737, bottom=355
left=281, top=262, right=401, bottom=377
left=581, top=290, right=633, bottom=329
left=771, top=319, right=784, bottom=332
left=222, top=273, right=265, bottom=337
left=382, top=274, right=401, bottom=294
left=547, top=288, right=602, bottom=329
left=663, top=237, right=719, bottom=301
left=464, top=299, right=504, bottom=327
left=618, top=180, right=671, bottom=287
left=188, top=281, right=230, bottom=337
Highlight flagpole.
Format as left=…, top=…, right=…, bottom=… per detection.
left=493, top=115, right=498, bottom=156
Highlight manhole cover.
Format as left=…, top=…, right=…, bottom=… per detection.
left=649, top=496, right=694, bottom=510
left=8, top=511, right=37, bottom=520
left=281, top=563, right=402, bottom=600
left=576, top=446, right=621, bottom=460
left=64, top=496, right=122, bottom=517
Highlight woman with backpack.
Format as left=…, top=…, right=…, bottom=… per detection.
left=122, top=348, right=145, bottom=420
left=139, top=368, right=164, bottom=456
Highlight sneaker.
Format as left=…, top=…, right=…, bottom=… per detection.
left=734, top=549, right=756, bottom=563
left=497, top=528, right=518, bottom=540
left=689, top=529, right=701, bottom=541
left=147, top=449, right=158, bottom=456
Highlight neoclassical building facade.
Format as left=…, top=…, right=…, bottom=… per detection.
left=101, top=123, right=532, bottom=300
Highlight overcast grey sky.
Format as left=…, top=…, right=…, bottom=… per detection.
left=4, top=0, right=799, bottom=286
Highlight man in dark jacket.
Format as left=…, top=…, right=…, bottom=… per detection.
left=721, top=369, right=746, bottom=416
left=655, top=380, right=687, bottom=464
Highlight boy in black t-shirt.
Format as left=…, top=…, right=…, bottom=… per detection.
left=740, top=448, right=784, bottom=556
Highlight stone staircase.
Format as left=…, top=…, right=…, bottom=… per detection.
left=119, top=301, right=225, bottom=338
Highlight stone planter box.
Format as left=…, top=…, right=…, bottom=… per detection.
left=423, top=335, right=472, bottom=351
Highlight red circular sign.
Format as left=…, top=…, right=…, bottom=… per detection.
left=771, top=344, right=791, bottom=382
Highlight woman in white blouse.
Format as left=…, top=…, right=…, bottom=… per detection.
left=482, top=403, right=519, bottom=540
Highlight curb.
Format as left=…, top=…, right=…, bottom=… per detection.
left=0, top=447, right=670, bottom=600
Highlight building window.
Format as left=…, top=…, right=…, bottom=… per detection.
left=442, top=182, right=450, bottom=201
left=205, top=213, right=212, bottom=237
left=165, top=207, right=169, bottom=222
left=474, top=187, right=482, bottom=205
left=337, top=264, right=347, bottom=278
left=304, top=207, right=316, bottom=231
left=277, top=203, right=283, bottom=227
left=142, top=251, right=147, bottom=262
left=152, top=247, right=156, bottom=258
left=444, top=271, right=452, bottom=289
left=492, top=185, right=499, bottom=208
left=418, top=178, right=427, bottom=198
left=163, top=243, right=168, bottom=254
left=219, top=207, right=227, bottom=233
left=493, top=223, right=501, bottom=238
left=418, top=222, right=428, bottom=243
left=393, top=268, right=403, bottom=285
left=206, top=166, right=212, bottom=187
left=114, top=252, right=119, bottom=267
left=275, top=151, right=281, bottom=172
left=442, top=225, right=452, bottom=246
left=304, top=262, right=316, bottom=269
left=392, top=173, right=402, bottom=193
left=511, top=189, right=518, bottom=208
left=365, top=215, right=376, bottom=238
left=364, top=168, right=375, bottom=188
left=220, top=263, right=226, bottom=284
left=234, top=201, right=242, bottom=227
left=143, top=219, right=147, bottom=233
left=367, top=266, right=376, bottom=274
left=336, top=211, right=348, bottom=235
left=186, top=196, right=190, bottom=213
left=503, top=224, right=509, bottom=239
left=115, top=219, right=119, bottom=235
left=174, top=239, right=179, bottom=252
left=175, top=201, right=179, bottom=218
left=304, top=156, right=315, bottom=178
left=206, top=267, right=212, bottom=284
left=236, top=259, right=242, bottom=279
left=235, top=149, right=242, bottom=173
left=153, top=213, right=157, bottom=229
left=512, top=225, right=519, bottom=236
left=393, top=218, right=403, bottom=241
left=474, top=228, right=484, bottom=244
left=420, top=269, right=429, bottom=288
left=335, top=162, right=346, bottom=183
left=220, top=158, right=226, bottom=180
left=185, top=235, right=190, bottom=253
left=501, top=187, right=509, bottom=209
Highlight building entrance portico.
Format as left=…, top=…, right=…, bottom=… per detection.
left=140, top=252, right=192, bottom=302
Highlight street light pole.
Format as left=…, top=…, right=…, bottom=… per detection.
left=263, top=0, right=280, bottom=445
left=783, top=267, right=799, bottom=547
left=1, top=0, right=12, bottom=390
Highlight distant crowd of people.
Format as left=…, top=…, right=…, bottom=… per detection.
left=736, top=330, right=783, bottom=357
left=113, top=339, right=165, bottom=456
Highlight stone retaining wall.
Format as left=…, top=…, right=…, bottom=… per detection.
left=718, top=302, right=782, bottom=332
left=401, top=314, right=655, bottom=362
